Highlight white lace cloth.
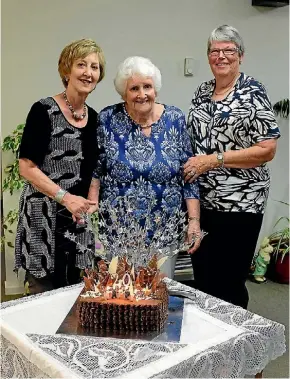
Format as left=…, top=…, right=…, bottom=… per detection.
left=0, top=279, right=286, bottom=378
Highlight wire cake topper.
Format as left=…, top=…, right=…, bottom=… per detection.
left=65, top=196, right=207, bottom=301
left=65, top=196, right=207, bottom=269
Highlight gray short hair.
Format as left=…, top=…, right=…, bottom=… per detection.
left=207, top=25, right=245, bottom=57
left=114, top=56, right=162, bottom=97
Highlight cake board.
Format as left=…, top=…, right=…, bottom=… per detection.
left=56, top=295, right=184, bottom=342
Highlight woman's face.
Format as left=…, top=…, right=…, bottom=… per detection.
left=67, top=52, right=100, bottom=94
left=208, top=41, right=242, bottom=79
left=123, top=76, right=156, bottom=115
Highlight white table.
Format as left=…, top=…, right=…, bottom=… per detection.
left=0, top=279, right=286, bottom=378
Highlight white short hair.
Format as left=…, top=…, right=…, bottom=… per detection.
left=207, top=25, right=245, bottom=57
left=114, top=56, right=162, bottom=97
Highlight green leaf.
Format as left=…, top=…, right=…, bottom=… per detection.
left=281, top=247, right=290, bottom=260
left=273, top=200, right=289, bottom=207
left=273, top=216, right=289, bottom=230
left=4, top=166, right=13, bottom=173
left=273, top=99, right=289, bottom=119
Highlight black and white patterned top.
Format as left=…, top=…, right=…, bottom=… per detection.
left=14, top=97, right=98, bottom=278
left=187, top=73, right=280, bottom=213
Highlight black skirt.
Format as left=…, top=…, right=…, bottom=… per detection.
left=190, top=208, right=263, bottom=309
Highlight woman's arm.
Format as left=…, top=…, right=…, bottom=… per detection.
left=184, top=138, right=278, bottom=182
left=221, top=139, right=277, bottom=168
left=19, top=158, right=61, bottom=198
left=186, top=198, right=200, bottom=219
left=87, top=178, right=100, bottom=214
left=19, top=158, right=96, bottom=217
left=177, top=111, right=202, bottom=253
left=185, top=198, right=201, bottom=254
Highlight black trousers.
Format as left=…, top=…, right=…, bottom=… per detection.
left=190, top=208, right=263, bottom=309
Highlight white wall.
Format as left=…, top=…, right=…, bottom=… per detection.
left=2, top=0, right=289, bottom=293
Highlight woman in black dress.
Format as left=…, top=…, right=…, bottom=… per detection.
left=14, top=39, right=105, bottom=294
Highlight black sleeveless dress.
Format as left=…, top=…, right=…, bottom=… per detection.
left=15, top=97, right=98, bottom=287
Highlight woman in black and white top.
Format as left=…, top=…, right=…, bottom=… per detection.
left=184, top=25, right=280, bottom=309
left=15, top=39, right=105, bottom=294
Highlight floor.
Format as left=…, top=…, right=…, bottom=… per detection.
left=247, top=280, right=289, bottom=378
left=0, top=279, right=23, bottom=302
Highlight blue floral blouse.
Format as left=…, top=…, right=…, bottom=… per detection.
left=93, top=103, right=199, bottom=218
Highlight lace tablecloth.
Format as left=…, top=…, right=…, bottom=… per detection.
left=1, top=279, right=286, bottom=378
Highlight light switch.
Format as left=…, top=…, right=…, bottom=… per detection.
left=184, top=57, right=194, bottom=76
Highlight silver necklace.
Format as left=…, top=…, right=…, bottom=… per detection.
left=63, top=91, right=87, bottom=120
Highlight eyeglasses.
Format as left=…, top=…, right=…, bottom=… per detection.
left=208, top=48, right=238, bottom=57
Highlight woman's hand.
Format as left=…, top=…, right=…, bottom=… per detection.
left=187, top=219, right=202, bottom=254
left=87, top=203, right=99, bottom=215
left=62, top=193, right=96, bottom=218
left=183, top=155, right=216, bottom=183
left=72, top=202, right=99, bottom=224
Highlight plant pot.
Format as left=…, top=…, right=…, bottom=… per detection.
left=266, top=253, right=289, bottom=284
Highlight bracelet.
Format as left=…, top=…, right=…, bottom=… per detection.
left=188, top=216, right=200, bottom=222
left=54, top=188, right=68, bottom=204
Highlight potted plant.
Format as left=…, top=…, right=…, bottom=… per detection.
left=1, top=124, right=25, bottom=248
left=267, top=98, right=289, bottom=283
left=265, top=214, right=289, bottom=284
left=251, top=98, right=289, bottom=283
left=252, top=205, right=289, bottom=284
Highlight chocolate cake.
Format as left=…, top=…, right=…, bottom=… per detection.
left=77, top=282, right=168, bottom=332
left=76, top=256, right=169, bottom=333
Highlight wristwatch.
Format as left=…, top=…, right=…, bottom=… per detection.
left=216, top=152, right=224, bottom=167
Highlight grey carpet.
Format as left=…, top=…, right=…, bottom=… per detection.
left=247, top=280, right=289, bottom=378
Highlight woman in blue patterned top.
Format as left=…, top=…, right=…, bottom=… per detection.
left=88, top=56, right=200, bottom=278
left=184, top=25, right=280, bottom=308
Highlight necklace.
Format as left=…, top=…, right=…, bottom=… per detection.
left=124, top=104, right=153, bottom=130
left=214, top=87, right=233, bottom=95
left=139, top=124, right=152, bottom=130
left=63, top=91, right=87, bottom=120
